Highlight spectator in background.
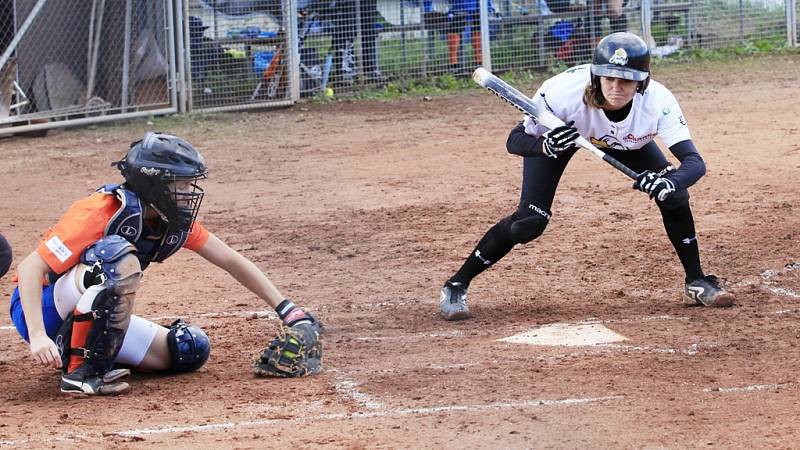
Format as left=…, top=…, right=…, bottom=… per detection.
left=596, top=0, right=628, bottom=35
left=441, top=0, right=496, bottom=74
left=188, top=16, right=236, bottom=92
left=324, top=0, right=386, bottom=87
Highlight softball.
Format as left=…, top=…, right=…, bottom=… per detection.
left=324, top=87, right=334, bottom=99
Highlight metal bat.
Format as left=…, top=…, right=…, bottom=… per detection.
left=472, top=67, right=639, bottom=180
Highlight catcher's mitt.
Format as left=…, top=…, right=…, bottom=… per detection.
left=253, top=321, right=323, bottom=378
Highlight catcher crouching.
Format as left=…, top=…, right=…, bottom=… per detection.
left=10, top=132, right=322, bottom=395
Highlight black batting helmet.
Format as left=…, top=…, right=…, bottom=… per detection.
left=591, top=32, right=650, bottom=94
left=115, top=132, right=208, bottom=233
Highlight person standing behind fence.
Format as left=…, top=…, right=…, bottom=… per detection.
left=322, top=0, right=385, bottom=87
left=445, top=0, right=496, bottom=74
left=597, top=0, right=628, bottom=35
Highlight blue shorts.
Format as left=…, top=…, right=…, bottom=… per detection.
left=9, top=285, right=64, bottom=342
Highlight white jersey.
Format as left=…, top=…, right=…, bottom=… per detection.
left=523, top=64, right=691, bottom=150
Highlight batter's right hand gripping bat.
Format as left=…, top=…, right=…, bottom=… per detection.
left=472, top=67, right=639, bottom=180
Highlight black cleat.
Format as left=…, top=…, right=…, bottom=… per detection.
left=440, top=281, right=470, bottom=320
left=684, top=275, right=735, bottom=307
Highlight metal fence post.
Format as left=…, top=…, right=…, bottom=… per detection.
left=641, top=0, right=653, bottom=47
left=479, top=0, right=491, bottom=71
left=121, top=0, right=132, bottom=112
left=787, top=0, right=798, bottom=46
left=0, top=0, right=48, bottom=74
left=167, top=0, right=181, bottom=113
left=288, top=0, right=300, bottom=102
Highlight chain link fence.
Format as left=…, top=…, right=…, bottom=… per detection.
left=186, top=0, right=798, bottom=110
left=0, top=0, right=797, bottom=135
left=1, top=0, right=178, bottom=137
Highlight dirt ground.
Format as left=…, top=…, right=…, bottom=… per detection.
left=1, top=53, right=799, bottom=449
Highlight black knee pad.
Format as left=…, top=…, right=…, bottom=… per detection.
left=657, top=189, right=690, bottom=212
left=508, top=202, right=551, bottom=244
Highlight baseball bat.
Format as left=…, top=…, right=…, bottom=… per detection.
left=472, top=67, right=639, bottom=180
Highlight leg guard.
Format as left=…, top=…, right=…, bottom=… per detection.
left=166, top=319, right=211, bottom=373
left=60, top=236, right=141, bottom=395
left=59, top=285, right=136, bottom=395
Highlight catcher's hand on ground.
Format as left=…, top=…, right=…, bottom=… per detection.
left=253, top=320, right=323, bottom=378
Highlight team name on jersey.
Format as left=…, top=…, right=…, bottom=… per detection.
left=623, top=132, right=658, bottom=144
left=45, top=235, right=73, bottom=263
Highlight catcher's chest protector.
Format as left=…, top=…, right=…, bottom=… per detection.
left=98, top=184, right=188, bottom=268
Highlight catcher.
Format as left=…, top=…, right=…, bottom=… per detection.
left=10, top=132, right=322, bottom=395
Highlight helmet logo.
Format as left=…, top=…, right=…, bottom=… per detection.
left=140, top=167, right=160, bottom=176
left=609, top=48, right=628, bottom=66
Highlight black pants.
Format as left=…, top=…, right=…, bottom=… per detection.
left=450, top=142, right=704, bottom=286
left=521, top=141, right=673, bottom=210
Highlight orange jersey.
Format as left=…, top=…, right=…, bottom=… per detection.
left=36, top=192, right=209, bottom=274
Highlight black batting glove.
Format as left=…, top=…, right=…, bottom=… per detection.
left=542, top=121, right=579, bottom=159
left=633, top=167, right=677, bottom=202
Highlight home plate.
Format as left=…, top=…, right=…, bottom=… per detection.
left=499, top=323, right=628, bottom=346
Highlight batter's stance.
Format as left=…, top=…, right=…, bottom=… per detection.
left=440, top=32, right=735, bottom=320
left=11, top=132, right=322, bottom=395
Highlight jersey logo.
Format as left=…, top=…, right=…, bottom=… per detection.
left=590, top=135, right=628, bottom=150
left=45, top=235, right=73, bottom=263
left=687, top=286, right=705, bottom=301
left=474, top=250, right=491, bottom=266
left=609, top=48, right=628, bottom=66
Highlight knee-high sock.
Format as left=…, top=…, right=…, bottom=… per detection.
left=451, top=216, right=515, bottom=286
left=67, top=288, right=100, bottom=373
left=447, top=33, right=460, bottom=65
left=661, top=204, right=704, bottom=282
left=471, top=31, right=482, bottom=64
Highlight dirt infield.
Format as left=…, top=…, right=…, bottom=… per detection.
left=1, top=53, right=799, bottom=449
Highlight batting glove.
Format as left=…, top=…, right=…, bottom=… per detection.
left=633, top=167, right=677, bottom=202
left=542, top=121, right=579, bottom=158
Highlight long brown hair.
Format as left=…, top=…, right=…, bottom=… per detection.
left=583, top=77, right=606, bottom=109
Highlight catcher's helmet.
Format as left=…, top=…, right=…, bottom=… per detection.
left=591, top=32, right=650, bottom=94
left=115, top=132, right=208, bottom=233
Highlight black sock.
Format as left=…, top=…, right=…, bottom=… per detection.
left=450, top=216, right=516, bottom=287
left=275, top=299, right=311, bottom=326
left=661, top=204, right=704, bottom=282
